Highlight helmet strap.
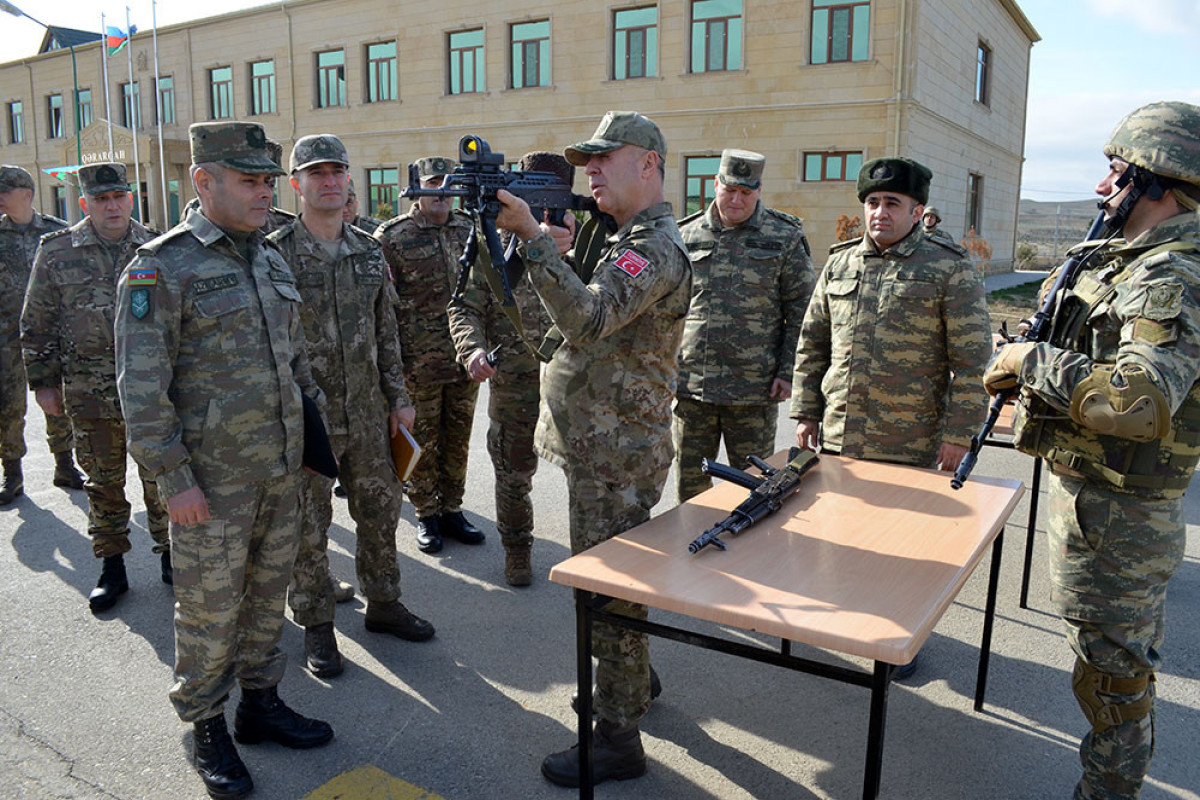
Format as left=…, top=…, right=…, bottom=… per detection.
left=1099, top=165, right=1162, bottom=234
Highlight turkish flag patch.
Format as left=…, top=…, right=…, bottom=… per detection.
left=613, top=249, right=649, bottom=277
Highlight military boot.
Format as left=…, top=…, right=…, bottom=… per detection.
left=304, top=622, right=344, bottom=678
left=52, top=451, right=85, bottom=490
left=541, top=718, right=646, bottom=787
left=161, top=549, right=174, bottom=585
left=233, top=685, right=333, bottom=749
left=572, top=664, right=662, bottom=716
left=502, top=534, right=533, bottom=587
left=193, top=714, right=253, bottom=799
left=89, top=554, right=129, bottom=613
left=0, top=459, right=22, bottom=505
left=364, top=599, right=435, bottom=641
left=441, top=510, right=485, bottom=544
left=415, top=515, right=442, bottom=553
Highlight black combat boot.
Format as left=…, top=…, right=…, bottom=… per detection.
left=52, top=451, right=85, bottom=489
left=541, top=718, right=647, bottom=787
left=193, top=714, right=253, bottom=799
left=415, top=515, right=442, bottom=553
left=89, top=554, right=129, bottom=613
left=440, top=510, right=485, bottom=544
left=161, top=549, right=173, bottom=585
left=233, top=686, right=333, bottom=749
left=0, top=459, right=22, bottom=505
left=364, top=599, right=435, bottom=641
left=572, top=664, right=662, bottom=716
left=304, top=622, right=344, bottom=678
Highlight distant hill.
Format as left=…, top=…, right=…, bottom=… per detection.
left=1017, top=198, right=1101, bottom=264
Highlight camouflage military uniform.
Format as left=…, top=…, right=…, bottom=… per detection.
left=520, top=201, right=691, bottom=727
left=674, top=200, right=815, bottom=500
left=1, top=210, right=74, bottom=461
left=20, top=216, right=168, bottom=556
left=351, top=214, right=386, bottom=236
left=376, top=206, right=478, bottom=519
left=115, top=206, right=320, bottom=722
left=182, top=195, right=294, bottom=236
left=790, top=228, right=992, bottom=466
left=270, top=218, right=411, bottom=626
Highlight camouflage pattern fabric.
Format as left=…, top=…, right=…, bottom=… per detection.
left=406, top=379, right=479, bottom=517
left=351, top=214, right=386, bottom=236
left=790, top=228, right=992, bottom=466
left=181, top=196, right=294, bottom=236
left=672, top=398, right=777, bottom=502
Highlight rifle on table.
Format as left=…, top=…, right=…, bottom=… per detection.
left=950, top=211, right=1111, bottom=490
left=688, top=448, right=819, bottom=554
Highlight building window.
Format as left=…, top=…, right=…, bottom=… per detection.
left=121, top=81, right=141, bottom=129
left=209, top=66, right=234, bottom=120
left=685, top=155, right=722, bottom=214
left=448, top=28, right=485, bottom=95
left=614, top=6, right=658, bottom=80
left=156, top=76, right=175, bottom=125
left=811, top=0, right=871, bottom=64
left=47, top=94, right=64, bottom=139
left=366, top=42, right=397, bottom=102
left=967, top=172, right=983, bottom=234
left=803, top=151, right=864, bottom=181
left=690, top=0, right=742, bottom=73
left=367, top=168, right=398, bottom=219
left=975, top=41, right=990, bottom=105
left=510, top=20, right=550, bottom=89
left=250, top=60, right=276, bottom=115
left=77, top=89, right=93, bottom=129
left=316, top=50, right=346, bottom=108
left=51, top=186, right=68, bottom=220
left=7, top=101, right=24, bottom=144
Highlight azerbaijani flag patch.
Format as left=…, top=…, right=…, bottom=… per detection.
left=127, top=267, right=158, bottom=286
left=613, top=249, right=649, bottom=278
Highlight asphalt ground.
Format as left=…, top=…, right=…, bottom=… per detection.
left=2, top=314, right=1198, bottom=799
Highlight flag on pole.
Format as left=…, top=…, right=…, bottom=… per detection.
left=106, top=25, right=129, bottom=56
left=42, top=166, right=81, bottom=183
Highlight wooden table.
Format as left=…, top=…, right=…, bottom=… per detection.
left=986, top=403, right=1044, bottom=608
left=549, top=453, right=1024, bottom=800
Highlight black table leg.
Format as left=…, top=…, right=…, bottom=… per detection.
left=1019, top=457, right=1043, bottom=609
left=862, top=660, right=891, bottom=800
left=576, top=589, right=595, bottom=799
left=975, top=527, right=1005, bottom=712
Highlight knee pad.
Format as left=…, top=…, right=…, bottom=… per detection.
left=1072, top=658, right=1154, bottom=733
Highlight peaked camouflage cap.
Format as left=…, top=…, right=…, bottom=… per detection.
left=564, top=110, right=667, bottom=167
left=717, top=149, right=765, bottom=190
left=415, top=157, right=457, bottom=180
left=1104, top=101, right=1200, bottom=187
left=856, top=157, right=933, bottom=204
left=189, top=121, right=286, bottom=176
left=0, top=164, right=35, bottom=191
left=265, top=138, right=284, bottom=169
left=290, top=133, right=350, bottom=172
left=78, top=162, right=130, bottom=195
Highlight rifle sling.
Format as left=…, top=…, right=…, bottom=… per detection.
left=536, top=215, right=608, bottom=361
left=471, top=217, right=549, bottom=363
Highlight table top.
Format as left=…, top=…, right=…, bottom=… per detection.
left=992, top=403, right=1017, bottom=439
left=549, top=453, right=1024, bottom=664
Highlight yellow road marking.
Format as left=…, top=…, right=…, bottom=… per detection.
left=302, top=764, right=446, bottom=800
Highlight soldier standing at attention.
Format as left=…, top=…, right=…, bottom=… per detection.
left=271, top=134, right=433, bottom=680
left=447, top=150, right=570, bottom=587
left=495, top=110, right=691, bottom=786
left=673, top=149, right=815, bottom=501
left=922, top=205, right=956, bottom=246
left=377, top=157, right=484, bottom=554
left=984, top=101, right=1200, bottom=800
left=115, top=122, right=333, bottom=800
left=0, top=164, right=85, bottom=504
left=20, top=163, right=170, bottom=613
left=343, top=179, right=385, bottom=234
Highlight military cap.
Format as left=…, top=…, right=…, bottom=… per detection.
left=717, top=149, right=765, bottom=190
left=923, top=206, right=941, bottom=222
left=518, top=151, right=575, bottom=187
left=78, top=162, right=130, bottom=196
left=856, top=157, right=933, bottom=204
left=415, top=157, right=457, bottom=181
left=0, top=164, right=35, bottom=191
left=189, top=121, right=286, bottom=176
left=564, top=110, right=667, bottom=167
left=347, top=178, right=357, bottom=197
left=265, top=138, right=284, bottom=169
left=290, top=133, right=350, bottom=173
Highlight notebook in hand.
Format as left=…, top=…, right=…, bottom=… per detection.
left=390, top=425, right=422, bottom=482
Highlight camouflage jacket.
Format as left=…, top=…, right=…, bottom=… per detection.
left=790, top=227, right=991, bottom=466
left=519, top=201, right=692, bottom=482
left=677, top=201, right=815, bottom=404
left=114, top=208, right=320, bottom=500
left=0, top=211, right=67, bottom=343
left=269, top=218, right=410, bottom=435
left=376, top=207, right=473, bottom=384
left=20, top=217, right=156, bottom=418
left=351, top=214, right=386, bottom=236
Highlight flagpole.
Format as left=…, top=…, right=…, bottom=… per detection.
left=101, top=13, right=113, bottom=153
left=125, top=6, right=142, bottom=223
left=152, top=0, right=168, bottom=225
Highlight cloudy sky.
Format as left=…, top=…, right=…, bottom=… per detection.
left=5, top=0, right=1199, bottom=202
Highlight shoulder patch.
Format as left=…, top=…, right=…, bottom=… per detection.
left=127, top=266, right=158, bottom=286
left=40, top=227, right=72, bottom=244
left=613, top=249, right=650, bottom=278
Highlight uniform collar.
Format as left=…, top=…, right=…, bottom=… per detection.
left=859, top=224, right=923, bottom=258
left=1118, top=210, right=1200, bottom=255
left=184, top=206, right=265, bottom=250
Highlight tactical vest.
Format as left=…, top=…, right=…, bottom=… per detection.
left=1013, top=240, right=1200, bottom=499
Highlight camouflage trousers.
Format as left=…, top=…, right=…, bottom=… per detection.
left=290, top=415, right=404, bottom=627
left=672, top=396, right=779, bottom=502
left=170, top=471, right=302, bottom=723
left=0, top=343, right=73, bottom=460
left=1047, top=472, right=1186, bottom=800
left=71, top=416, right=169, bottom=558
left=487, top=362, right=540, bottom=539
left=566, top=463, right=668, bottom=728
left=406, top=379, right=478, bottom=518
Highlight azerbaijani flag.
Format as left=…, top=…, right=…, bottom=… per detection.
left=106, top=25, right=129, bottom=56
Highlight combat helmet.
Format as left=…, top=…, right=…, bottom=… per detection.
left=1104, top=101, right=1200, bottom=187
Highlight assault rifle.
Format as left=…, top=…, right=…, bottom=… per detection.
left=688, top=448, right=819, bottom=554
left=951, top=210, right=1111, bottom=489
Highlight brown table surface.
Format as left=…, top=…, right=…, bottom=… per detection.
left=992, top=403, right=1017, bottom=439
left=550, top=453, right=1024, bottom=665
